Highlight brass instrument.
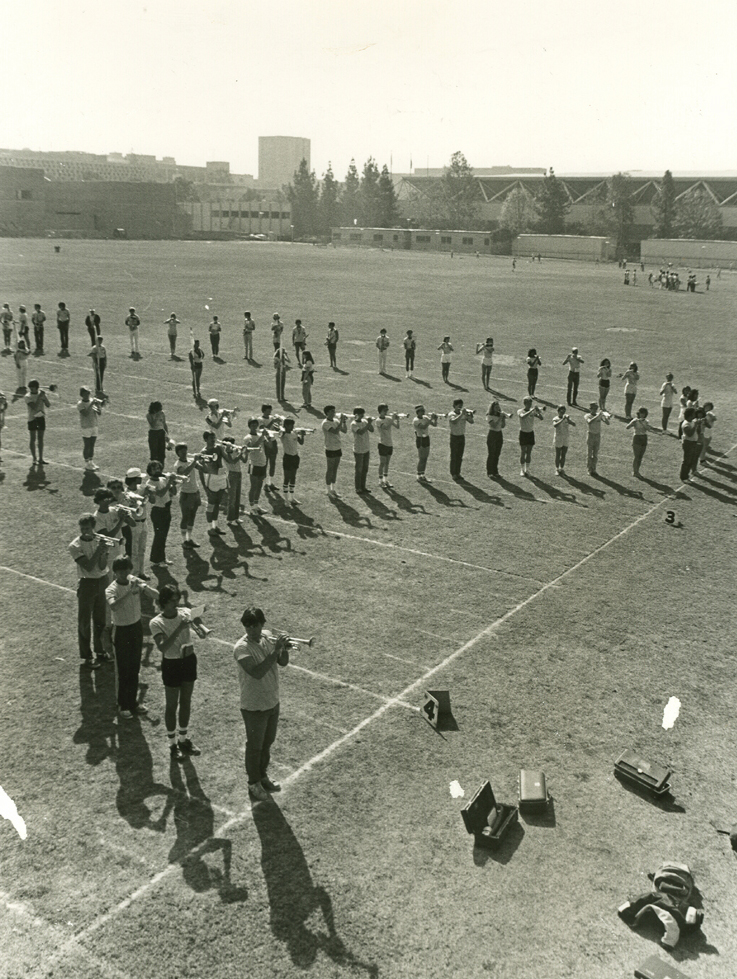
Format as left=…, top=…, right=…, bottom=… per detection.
left=93, top=532, right=123, bottom=546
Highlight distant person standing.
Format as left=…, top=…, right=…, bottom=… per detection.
left=188, top=339, right=205, bottom=398
left=376, top=329, right=390, bottom=374
left=280, top=417, right=304, bottom=505
left=126, top=307, right=141, bottom=358
left=14, top=339, right=30, bottom=392
left=517, top=397, right=544, bottom=476
left=273, top=346, right=290, bottom=402
left=69, top=513, right=111, bottom=668
left=1, top=304, right=14, bottom=351
left=321, top=405, right=347, bottom=498
left=85, top=308, right=101, bottom=346
left=88, top=335, right=107, bottom=396
left=271, top=313, right=284, bottom=351
left=705, top=274, right=711, bottom=291
left=56, top=302, right=70, bottom=355
left=243, top=311, right=255, bottom=360
left=563, top=347, right=584, bottom=406
left=292, top=319, right=308, bottom=365
left=526, top=348, right=542, bottom=398
left=552, top=405, right=576, bottom=474
left=597, top=358, right=612, bottom=410
left=476, top=337, right=494, bottom=391
left=448, top=399, right=474, bottom=480
left=25, top=379, right=50, bottom=466
left=106, top=556, right=157, bottom=718
left=325, top=321, right=339, bottom=369
left=583, top=403, right=609, bottom=476
left=300, top=351, right=315, bottom=406
left=413, top=404, right=437, bottom=482
left=78, top=386, right=102, bottom=470
left=17, top=306, right=30, bottom=348
left=659, top=373, right=677, bottom=431
left=146, top=400, right=169, bottom=464
left=619, top=362, right=639, bottom=419
left=485, top=400, right=512, bottom=478
left=350, top=407, right=373, bottom=494
left=375, top=403, right=400, bottom=489
left=403, top=330, right=416, bottom=378
left=31, top=304, right=46, bottom=354
left=208, top=315, right=222, bottom=358
left=165, top=313, right=180, bottom=358
left=626, top=407, right=662, bottom=477
left=438, top=336, right=453, bottom=383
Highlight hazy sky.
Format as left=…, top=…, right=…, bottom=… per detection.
left=4, top=0, right=736, bottom=178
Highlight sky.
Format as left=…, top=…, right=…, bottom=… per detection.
left=3, top=0, right=737, bottom=179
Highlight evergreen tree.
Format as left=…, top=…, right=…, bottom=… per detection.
left=651, top=169, right=677, bottom=238
left=608, top=173, right=635, bottom=260
left=287, top=158, right=319, bottom=237
left=534, top=168, right=569, bottom=234
left=500, top=186, right=536, bottom=236
left=439, top=151, right=480, bottom=228
left=340, top=159, right=360, bottom=226
left=319, top=163, right=340, bottom=235
left=377, top=164, right=400, bottom=228
left=359, top=158, right=382, bottom=227
left=675, top=187, right=723, bottom=240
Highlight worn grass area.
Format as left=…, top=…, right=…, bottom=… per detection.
left=0, top=241, right=736, bottom=979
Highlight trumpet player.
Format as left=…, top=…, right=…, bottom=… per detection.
left=124, top=467, right=149, bottom=578
left=106, top=556, right=158, bottom=717
left=234, top=606, right=290, bottom=802
left=145, top=460, right=177, bottom=566
left=583, top=402, right=610, bottom=477
left=77, top=386, right=102, bottom=471
left=69, top=513, right=113, bottom=668
left=174, top=443, right=202, bottom=547
left=448, top=399, right=474, bottom=481
left=221, top=435, right=244, bottom=525
left=376, top=404, right=400, bottom=489
left=413, top=404, right=438, bottom=482
left=242, top=417, right=270, bottom=515
left=258, top=404, right=281, bottom=491
left=25, top=379, right=50, bottom=466
left=351, top=407, right=374, bottom=494
left=205, top=399, right=233, bottom=439
left=198, top=430, right=228, bottom=535
left=517, top=397, right=544, bottom=476
left=93, top=488, right=133, bottom=564
left=280, top=417, right=305, bottom=504
left=321, top=405, right=347, bottom=499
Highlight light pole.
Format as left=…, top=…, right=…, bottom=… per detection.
left=291, top=223, right=294, bottom=243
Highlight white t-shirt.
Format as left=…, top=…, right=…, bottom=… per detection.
left=149, top=608, right=194, bottom=660
left=553, top=416, right=573, bottom=446
left=234, top=632, right=280, bottom=711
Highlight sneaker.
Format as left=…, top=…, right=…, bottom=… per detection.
left=182, top=539, right=193, bottom=548
left=261, top=776, right=281, bottom=792
left=251, top=505, right=265, bottom=515
left=90, top=462, right=100, bottom=471
left=189, top=540, right=200, bottom=549
left=331, top=490, right=341, bottom=498
left=84, top=461, right=95, bottom=471
left=178, top=738, right=201, bottom=756
left=118, top=709, right=134, bottom=719
left=520, top=469, right=526, bottom=476
left=290, top=497, right=301, bottom=505
left=135, top=703, right=149, bottom=714
left=83, top=658, right=101, bottom=670
left=248, top=782, right=270, bottom=802
left=170, top=743, right=184, bottom=761
left=384, top=481, right=393, bottom=488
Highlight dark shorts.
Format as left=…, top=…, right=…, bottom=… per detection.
left=416, top=436, right=430, bottom=448
left=161, top=653, right=198, bottom=687
left=28, top=417, right=46, bottom=432
left=599, top=379, right=610, bottom=389
left=325, top=449, right=342, bottom=459
left=378, top=444, right=393, bottom=457
left=519, top=430, right=535, bottom=447
left=250, top=464, right=267, bottom=479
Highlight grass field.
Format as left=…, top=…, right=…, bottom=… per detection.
left=1, top=240, right=736, bottom=979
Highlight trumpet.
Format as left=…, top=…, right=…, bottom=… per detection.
left=222, top=406, right=239, bottom=418
left=378, top=412, right=407, bottom=419
left=276, top=633, right=315, bottom=648
left=115, top=503, right=139, bottom=515
left=93, top=532, right=123, bottom=546
left=163, top=472, right=187, bottom=484
left=187, top=603, right=210, bottom=638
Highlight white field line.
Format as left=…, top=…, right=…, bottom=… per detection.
left=43, top=447, right=729, bottom=966
left=0, top=449, right=546, bottom=584
left=0, top=567, right=418, bottom=715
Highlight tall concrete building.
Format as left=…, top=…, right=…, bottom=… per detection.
left=258, top=136, right=310, bottom=190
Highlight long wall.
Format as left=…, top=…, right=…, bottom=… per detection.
left=46, top=182, right=184, bottom=237
left=640, top=238, right=737, bottom=268
left=331, top=227, right=497, bottom=254
left=0, top=166, right=47, bottom=235
left=513, top=234, right=614, bottom=261
left=179, top=201, right=291, bottom=236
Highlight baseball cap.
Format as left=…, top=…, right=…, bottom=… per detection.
left=126, top=467, right=142, bottom=479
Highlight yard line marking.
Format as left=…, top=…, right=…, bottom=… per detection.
left=266, top=513, right=544, bottom=583
left=415, top=628, right=463, bottom=644
left=0, top=567, right=419, bottom=716
left=384, top=652, right=424, bottom=667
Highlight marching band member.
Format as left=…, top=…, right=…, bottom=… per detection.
left=88, top=334, right=107, bottom=397
left=325, top=321, right=339, bottom=369
left=403, top=329, right=416, bottom=378
left=175, top=443, right=202, bottom=548
left=25, top=379, right=50, bottom=466
left=0, top=389, right=7, bottom=462
left=14, top=339, right=30, bottom=392
left=351, top=407, right=374, bottom=494
left=376, top=403, right=400, bottom=489
left=518, top=396, right=544, bottom=476
left=486, top=400, right=512, bottom=478
left=1, top=303, right=14, bottom=351
left=221, top=435, right=244, bottom=525
left=146, top=400, right=169, bottom=465
left=321, top=405, right=347, bottom=498
left=273, top=345, right=291, bottom=402
left=205, top=399, right=233, bottom=439
left=242, top=417, right=270, bottom=515
left=93, top=487, right=133, bottom=564
left=56, top=302, right=70, bottom=355
left=106, top=478, right=132, bottom=559
left=584, top=403, right=610, bottom=476
left=126, top=307, right=141, bottom=358
left=165, top=312, right=180, bottom=358
left=78, top=386, right=102, bottom=471
left=198, top=431, right=228, bottom=536
left=243, top=311, right=255, bottom=361
left=280, top=417, right=305, bottom=504
left=438, top=336, right=453, bottom=383
left=31, top=304, right=45, bottom=354
left=448, top=399, right=474, bottom=481
left=208, top=314, right=222, bottom=359
left=376, top=328, right=390, bottom=374
left=626, top=406, right=664, bottom=478
left=292, top=319, right=308, bottom=365
left=124, top=467, right=149, bottom=578
left=271, top=313, right=284, bottom=351
left=144, top=459, right=178, bottom=566
left=17, top=305, right=30, bottom=348
left=552, top=405, right=576, bottom=474
left=69, top=513, right=112, bottom=668
left=258, top=404, right=281, bottom=490
left=413, top=404, right=437, bottom=482
left=149, top=584, right=202, bottom=761
left=234, top=606, right=289, bottom=802
left=105, top=556, right=158, bottom=718
left=300, top=350, right=315, bottom=406
left=476, top=337, right=494, bottom=391
left=189, top=339, right=205, bottom=398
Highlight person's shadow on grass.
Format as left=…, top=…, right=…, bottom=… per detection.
left=686, top=478, right=737, bottom=507
left=560, top=472, right=605, bottom=499
left=527, top=473, right=583, bottom=506
left=456, top=478, right=505, bottom=507
left=23, top=464, right=57, bottom=494
left=252, top=801, right=378, bottom=975
left=168, top=759, right=248, bottom=904
left=591, top=472, right=644, bottom=500
left=114, top=716, right=172, bottom=833
left=330, top=496, right=374, bottom=528
left=73, top=662, right=117, bottom=766
left=80, top=471, right=102, bottom=496
left=359, top=490, right=401, bottom=521
left=420, top=480, right=471, bottom=508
